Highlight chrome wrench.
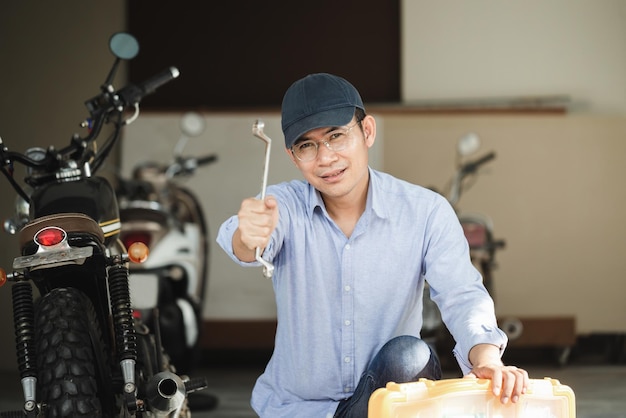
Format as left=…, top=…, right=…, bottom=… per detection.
left=252, top=120, right=274, bottom=278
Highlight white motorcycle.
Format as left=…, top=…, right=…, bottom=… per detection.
left=117, top=113, right=216, bottom=375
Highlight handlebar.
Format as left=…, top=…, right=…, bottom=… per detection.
left=1, top=66, right=181, bottom=172
left=461, top=152, right=495, bottom=175
left=163, top=154, right=218, bottom=179
left=0, top=53, right=180, bottom=203
left=448, top=151, right=496, bottom=207
left=196, top=154, right=218, bottom=167
left=119, top=153, right=217, bottom=202
left=118, top=67, right=180, bottom=105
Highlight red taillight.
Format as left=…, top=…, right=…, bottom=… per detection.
left=122, top=232, right=151, bottom=251
left=34, top=227, right=66, bottom=247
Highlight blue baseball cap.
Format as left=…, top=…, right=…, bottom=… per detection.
left=281, top=73, right=365, bottom=149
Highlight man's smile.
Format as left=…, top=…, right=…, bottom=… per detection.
left=319, top=168, right=347, bottom=182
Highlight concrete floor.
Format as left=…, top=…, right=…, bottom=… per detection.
left=0, top=346, right=625, bottom=417
left=189, top=364, right=626, bottom=418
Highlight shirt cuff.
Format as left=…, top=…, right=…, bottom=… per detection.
left=453, top=327, right=508, bottom=375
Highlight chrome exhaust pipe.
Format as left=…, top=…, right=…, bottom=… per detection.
left=145, top=371, right=187, bottom=417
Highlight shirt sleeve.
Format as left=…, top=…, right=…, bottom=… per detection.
left=216, top=190, right=283, bottom=268
left=423, top=196, right=508, bottom=375
left=216, top=215, right=265, bottom=267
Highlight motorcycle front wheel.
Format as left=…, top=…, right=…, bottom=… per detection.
left=35, top=288, right=111, bottom=417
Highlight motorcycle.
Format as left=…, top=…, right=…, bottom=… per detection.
left=0, top=33, right=208, bottom=417
left=446, top=133, right=506, bottom=296
left=116, top=112, right=217, bottom=375
left=422, top=133, right=506, bottom=365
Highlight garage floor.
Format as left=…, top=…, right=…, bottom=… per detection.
left=191, top=362, right=626, bottom=418
left=0, top=346, right=624, bottom=417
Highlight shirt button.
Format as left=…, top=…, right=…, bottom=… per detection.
left=345, top=244, right=351, bottom=250
left=344, top=387, right=352, bottom=393
left=344, top=285, right=351, bottom=292
left=344, top=356, right=351, bottom=363
left=344, top=320, right=351, bottom=326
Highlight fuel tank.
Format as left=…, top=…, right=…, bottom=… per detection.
left=29, top=177, right=120, bottom=243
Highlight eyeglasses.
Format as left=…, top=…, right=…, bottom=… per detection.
left=291, top=121, right=361, bottom=162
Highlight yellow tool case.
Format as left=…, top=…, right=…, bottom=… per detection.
left=368, top=377, right=575, bottom=418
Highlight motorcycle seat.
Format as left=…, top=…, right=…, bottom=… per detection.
left=19, top=212, right=105, bottom=249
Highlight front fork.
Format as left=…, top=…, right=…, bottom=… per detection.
left=9, top=264, right=140, bottom=416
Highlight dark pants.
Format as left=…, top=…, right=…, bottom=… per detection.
left=333, top=335, right=442, bottom=418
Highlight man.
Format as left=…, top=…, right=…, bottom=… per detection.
left=217, top=73, right=529, bottom=418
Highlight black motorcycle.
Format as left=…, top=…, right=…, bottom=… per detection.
left=0, top=33, right=207, bottom=417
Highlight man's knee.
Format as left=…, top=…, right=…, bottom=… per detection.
left=372, top=336, right=438, bottom=382
left=382, top=336, right=432, bottom=369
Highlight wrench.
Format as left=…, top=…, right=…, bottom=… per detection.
left=252, top=120, right=274, bottom=278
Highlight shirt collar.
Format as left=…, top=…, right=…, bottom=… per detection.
left=305, top=167, right=389, bottom=220
left=368, top=168, right=389, bottom=220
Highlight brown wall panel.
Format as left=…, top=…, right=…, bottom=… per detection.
left=128, top=1, right=400, bottom=109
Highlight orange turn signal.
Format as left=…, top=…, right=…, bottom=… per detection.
left=127, top=242, right=149, bottom=264
left=0, top=268, right=7, bottom=287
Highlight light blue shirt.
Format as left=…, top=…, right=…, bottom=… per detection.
left=217, top=168, right=507, bottom=418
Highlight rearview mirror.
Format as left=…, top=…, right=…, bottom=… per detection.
left=457, top=132, right=480, bottom=157
left=109, top=32, right=139, bottom=60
